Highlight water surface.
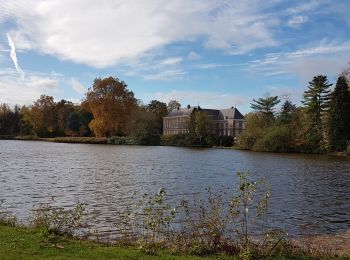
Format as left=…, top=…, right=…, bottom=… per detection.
left=1, top=140, right=350, bottom=236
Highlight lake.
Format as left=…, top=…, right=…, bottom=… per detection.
left=1, top=140, right=350, bottom=237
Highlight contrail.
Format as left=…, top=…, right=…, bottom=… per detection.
left=6, top=33, right=25, bottom=79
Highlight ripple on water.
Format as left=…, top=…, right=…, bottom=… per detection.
left=1, top=140, right=350, bottom=236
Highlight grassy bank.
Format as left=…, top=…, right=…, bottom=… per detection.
left=0, top=224, right=223, bottom=260
left=2, top=224, right=349, bottom=260
left=14, top=136, right=108, bottom=144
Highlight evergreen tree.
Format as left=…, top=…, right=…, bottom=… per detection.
left=302, top=75, right=332, bottom=152
left=302, top=75, right=332, bottom=129
left=250, top=95, right=280, bottom=118
left=328, top=76, right=350, bottom=151
left=278, top=98, right=297, bottom=124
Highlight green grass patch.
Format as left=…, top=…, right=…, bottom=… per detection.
left=0, top=224, right=233, bottom=260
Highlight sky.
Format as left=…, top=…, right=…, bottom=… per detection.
left=0, top=0, right=349, bottom=113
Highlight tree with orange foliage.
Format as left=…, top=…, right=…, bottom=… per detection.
left=85, top=77, right=137, bottom=137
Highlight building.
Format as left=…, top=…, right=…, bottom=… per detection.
left=163, top=106, right=245, bottom=137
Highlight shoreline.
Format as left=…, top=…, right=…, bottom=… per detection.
left=0, top=223, right=349, bottom=259
left=1, top=136, right=349, bottom=156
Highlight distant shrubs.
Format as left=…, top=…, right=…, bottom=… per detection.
left=238, top=111, right=306, bottom=153
left=160, top=134, right=193, bottom=147
left=160, top=134, right=233, bottom=147
left=108, top=135, right=160, bottom=145
left=251, top=126, right=294, bottom=152
left=50, top=137, right=108, bottom=144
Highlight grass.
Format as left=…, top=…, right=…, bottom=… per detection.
left=0, top=224, right=237, bottom=260
left=2, top=224, right=347, bottom=260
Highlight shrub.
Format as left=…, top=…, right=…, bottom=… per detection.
left=108, top=135, right=160, bottom=145
left=0, top=200, right=17, bottom=226
left=31, top=202, right=86, bottom=236
left=252, top=126, right=294, bottom=152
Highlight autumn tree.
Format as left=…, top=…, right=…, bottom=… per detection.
left=54, top=99, right=75, bottom=136
left=328, top=76, right=350, bottom=151
left=85, top=77, right=137, bottom=137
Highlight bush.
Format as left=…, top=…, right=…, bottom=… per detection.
left=31, top=202, right=86, bottom=236
left=160, top=134, right=194, bottom=147
left=108, top=136, right=140, bottom=145
left=108, top=135, right=160, bottom=145
left=346, top=143, right=350, bottom=155
left=252, top=126, right=294, bottom=152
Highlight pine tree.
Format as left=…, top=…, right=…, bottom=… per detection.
left=251, top=95, right=280, bottom=118
left=328, top=76, right=350, bottom=151
left=302, top=75, right=332, bottom=152
left=278, top=98, right=297, bottom=124
left=302, top=75, right=332, bottom=129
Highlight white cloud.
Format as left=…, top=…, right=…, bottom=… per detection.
left=6, top=33, right=25, bottom=79
left=195, top=63, right=231, bottom=69
left=187, top=51, right=201, bottom=61
left=286, top=1, right=320, bottom=15
left=69, top=78, right=86, bottom=94
left=143, top=69, right=188, bottom=81
left=247, top=40, right=350, bottom=82
left=288, top=41, right=350, bottom=58
left=160, top=57, right=183, bottom=66
left=287, top=15, right=308, bottom=28
left=1, top=0, right=279, bottom=68
left=0, top=69, right=59, bottom=105
left=154, top=90, right=247, bottom=109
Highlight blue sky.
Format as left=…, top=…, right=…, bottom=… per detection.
left=0, top=0, right=349, bottom=113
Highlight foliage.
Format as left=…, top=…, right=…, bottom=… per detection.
left=0, top=200, right=17, bottom=226
left=167, top=100, right=181, bottom=112
left=31, top=202, right=86, bottom=236
left=328, top=76, right=350, bottom=151
left=186, top=109, right=213, bottom=144
left=278, top=97, right=297, bottom=124
left=0, top=104, right=21, bottom=136
left=126, top=106, right=161, bottom=141
left=250, top=95, right=280, bottom=119
left=108, top=135, right=160, bottom=145
left=86, top=77, right=137, bottom=137
left=111, top=171, right=275, bottom=257
left=252, top=125, right=294, bottom=152
left=147, top=100, right=168, bottom=134
left=237, top=112, right=269, bottom=150
left=160, top=134, right=197, bottom=147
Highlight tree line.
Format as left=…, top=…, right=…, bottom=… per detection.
left=0, top=77, right=181, bottom=142
left=238, top=70, right=350, bottom=153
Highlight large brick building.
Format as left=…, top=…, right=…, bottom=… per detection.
left=163, top=106, right=245, bottom=137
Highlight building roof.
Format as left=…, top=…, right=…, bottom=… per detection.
left=165, top=106, right=244, bottom=119
left=219, top=108, right=244, bottom=120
